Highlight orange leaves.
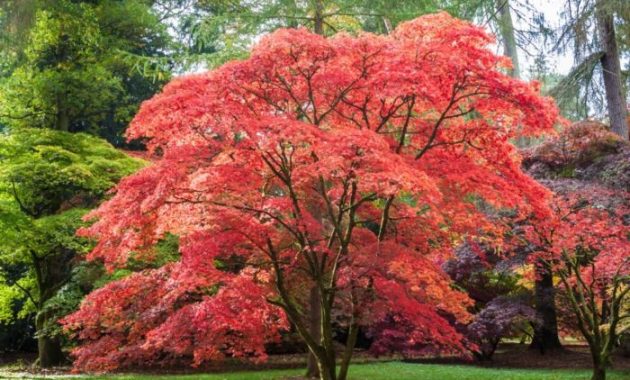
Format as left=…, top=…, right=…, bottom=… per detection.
left=374, top=241, right=474, bottom=323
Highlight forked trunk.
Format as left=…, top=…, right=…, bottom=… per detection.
left=307, top=8, right=328, bottom=377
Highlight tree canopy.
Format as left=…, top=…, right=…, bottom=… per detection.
left=63, top=14, right=558, bottom=379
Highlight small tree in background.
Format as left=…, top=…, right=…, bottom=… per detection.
left=444, top=242, right=537, bottom=360
left=525, top=185, right=630, bottom=380
left=466, top=296, right=537, bottom=360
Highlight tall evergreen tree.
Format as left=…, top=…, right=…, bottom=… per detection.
left=0, top=0, right=171, bottom=145
left=595, top=0, right=628, bottom=138
left=551, top=0, right=629, bottom=139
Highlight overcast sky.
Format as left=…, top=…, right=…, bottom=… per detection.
left=512, top=0, right=573, bottom=78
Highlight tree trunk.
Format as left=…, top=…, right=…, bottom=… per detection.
left=307, top=7, right=325, bottom=376
left=313, top=0, right=324, bottom=35
left=35, top=314, right=63, bottom=367
left=37, top=336, right=64, bottom=368
left=530, top=260, right=562, bottom=353
left=496, top=0, right=520, bottom=78
left=596, top=0, right=628, bottom=140
left=496, top=0, right=533, bottom=147
left=592, top=368, right=606, bottom=380
left=319, top=358, right=336, bottom=380
left=382, top=17, right=393, bottom=34
left=316, top=356, right=335, bottom=380
left=306, top=286, right=322, bottom=378
left=591, top=359, right=607, bottom=380
left=338, top=324, right=358, bottom=380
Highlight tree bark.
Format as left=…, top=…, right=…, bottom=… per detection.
left=55, top=94, right=69, bottom=131
left=37, top=336, right=64, bottom=368
left=496, top=0, right=520, bottom=78
left=306, top=286, right=322, bottom=378
left=35, top=313, right=64, bottom=367
left=307, top=7, right=325, bottom=376
left=530, top=260, right=562, bottom=353
left=382, top=17, right=393, bottom=34
left=338, top=323, right=359, bottom=380
left=591, top=358, right=607, bottom=380
left=313, top=0, right=324, bottom=35
left=595, top=1, right=628, bottom=140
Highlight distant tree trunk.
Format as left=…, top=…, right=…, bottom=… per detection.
left=55, top=94, right=69, bottom=131
left=496, top=0, right=520, bottom=78
left=382, top=17, right=393, bottom=34
left=1, top=0, right=36, bottom=58
left=496, top=0, right=533, bottom=147
left=313, top=0, right=324, bottom=35
left=530, top=260, right=562, bottom=353
left=595, top=0, right=628, bottom=140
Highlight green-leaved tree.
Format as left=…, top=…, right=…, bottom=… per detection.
left=0, top=128, right=143, bottom=366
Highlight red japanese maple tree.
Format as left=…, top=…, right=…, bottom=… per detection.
left=63, top=13, right=559, bottom=379
left=523, top=184, right=630, bottom=380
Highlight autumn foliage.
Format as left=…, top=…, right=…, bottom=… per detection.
left=62, top=13, right=559, bottom=377
left=523, top=183, right=630, bottom=380
left=523, top=120, right=625, bottom=171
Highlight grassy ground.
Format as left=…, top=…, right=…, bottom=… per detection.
left=4, top=362, right=630, bottom=380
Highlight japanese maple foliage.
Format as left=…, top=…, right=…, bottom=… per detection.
left=524, top=121, right=622, bottom=168
left=466, top=296, right=536, bottom=360
left=63, top=13, right=558, bottom=378
left=523, top=183, right=630, bottom=380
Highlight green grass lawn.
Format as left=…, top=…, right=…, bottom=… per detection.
left=7, top=362, right=627, bottom=380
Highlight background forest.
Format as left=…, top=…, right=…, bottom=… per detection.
left=0, top=1, right=628, bottom=380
